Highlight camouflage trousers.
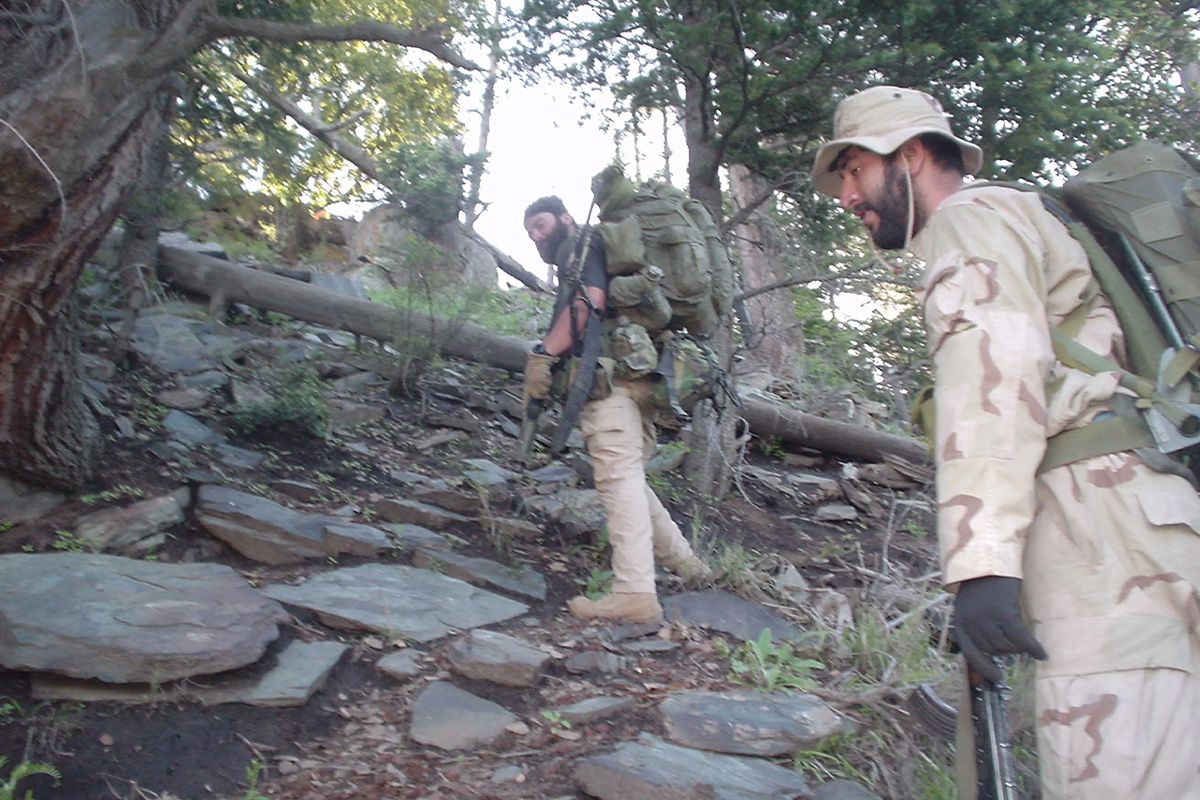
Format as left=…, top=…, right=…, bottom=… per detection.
left=580, top=381, right=695, bottom=594
left=959, top=451, right=1200, bottom=799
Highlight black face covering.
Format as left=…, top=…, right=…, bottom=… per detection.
left=535, top=216, right=570, bottom=264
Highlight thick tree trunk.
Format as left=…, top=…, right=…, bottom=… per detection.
left=677, top=58, right=739, bottom=495
left=727, top=164, right=805, bottom=388
left=158, top=248, right=928, bottom=465
left=0, top=1, right=183, bottom=488
left=0, top=0, right=476, bottom=488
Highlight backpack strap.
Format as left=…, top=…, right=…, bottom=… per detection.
left=1038, top=399, right=1157, bottom=474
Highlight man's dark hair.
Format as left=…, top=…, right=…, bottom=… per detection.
left=915, top=133, right=967, bottom=174
left=524, top=196, right=568, bottom=221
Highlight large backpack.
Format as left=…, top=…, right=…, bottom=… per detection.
left=1025, top=141, right=1200, bottom=468
left=588, top=165, right=735, bottom=338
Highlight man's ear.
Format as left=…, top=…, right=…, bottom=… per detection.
left=899, top=137, right=927, bottom=175
left=560, top=212, right=576, bottom=229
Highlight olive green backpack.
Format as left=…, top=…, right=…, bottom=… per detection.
left=944, top=141, right=1200, bottom=473
left=581, top=165, right=738, bottom=418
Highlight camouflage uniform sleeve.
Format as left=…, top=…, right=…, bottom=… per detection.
left=916, top=199, right=1054, bottom=587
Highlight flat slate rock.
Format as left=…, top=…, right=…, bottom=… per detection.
left=30, top=640, right=347, bottom=708
left=662, top=589, right=801, bottom=642
left=409, top=680, right=518, bottom=750
left=259, top=563, right=529, bottom=642
left=197, top=640, right=348, bottom=707
left=384, top=523, right=454, bottom=553
left=196, top=485, right=392, bottom=564
left=660, top=690, right=854, bottom=756
left=412, top=548, right=547, bottom=601
left=0, top=553, right=286, bottom=683
left=574, top=733, right=813, bottom=800
left=446, top=629, right=550, bottom=687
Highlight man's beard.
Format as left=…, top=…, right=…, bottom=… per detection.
left=867, top=161, right=916, bottom=250
left=535, top=218, right=570, bottom=264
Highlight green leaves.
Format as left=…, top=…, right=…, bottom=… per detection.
left=727, top=628, right=826, bottom=693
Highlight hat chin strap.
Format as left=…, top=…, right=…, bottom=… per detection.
left=901, top=152, right=915, bottom=250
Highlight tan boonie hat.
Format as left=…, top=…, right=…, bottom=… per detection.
left=810, top=86, right=983, bottom=197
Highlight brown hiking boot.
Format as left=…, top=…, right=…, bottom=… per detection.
left=567, top=592, right=663, bottom=623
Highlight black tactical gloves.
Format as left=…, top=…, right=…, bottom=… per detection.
left=952, top=575, right=1048, bottom=683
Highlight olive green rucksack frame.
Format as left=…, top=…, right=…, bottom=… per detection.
left=589, top=165, right=735, bottom=338
left=973, top=141, right=1200, bottom=472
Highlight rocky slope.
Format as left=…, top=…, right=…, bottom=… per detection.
left=0, top=256, right=960, bottom=800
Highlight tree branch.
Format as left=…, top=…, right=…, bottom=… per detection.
left=734, top=263, right=876, bottom=303
left=233, top=70, right=392, bottom=188
left=207, top=17, right=482, bottom=71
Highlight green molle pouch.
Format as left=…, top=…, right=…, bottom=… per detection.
left=1185, top=177, right=1200, bottom=242
left=608, top=266, right=672, bottom=331
left=652, top=334, right=719, bottom=416
left=551, top=356, right=616, bottom=402
left=596, top=216, right=646, bottom=276
left=609, top=321, right=658, bottom=381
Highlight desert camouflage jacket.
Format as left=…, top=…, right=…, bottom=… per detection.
left=912, top=185, right=1128, bottom=587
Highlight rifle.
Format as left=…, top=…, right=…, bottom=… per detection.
left=547, top=210, right=601, bottom=457
left=968, top=657, right=1020, bottom=800
left=548, top=308, right=600, bottom=456
left=515, top=398, right=544, bottom=468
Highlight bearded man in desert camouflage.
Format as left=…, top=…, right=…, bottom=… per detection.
left=812, top=85, right=1200, bottom=799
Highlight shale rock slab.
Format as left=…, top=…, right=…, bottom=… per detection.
left=259, top=563, right=528, bottom=642
left=574, top=733, right=813, bottom=799
left=0, top=553, right=286, bottom=683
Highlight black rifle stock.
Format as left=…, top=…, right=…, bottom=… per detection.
left=968, top=658, right=1020, bottom=800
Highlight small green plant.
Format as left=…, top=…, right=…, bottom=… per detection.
left=578, top=567, right=613, bottom=600
left=228, top=362, right=330, bottom=438
left=792, top=733, right=871, bottom=784
left=911, top=757, right=956, bottom=800
left=51, top=529, right=96, bottom=553
left=763, top=435, right=786, bottom=459
left=645, top=471, right=683, bottom=503
left=242, top=757, right=269, bottom=800
left=0, top=523, right=14, bottom=533
left=727, top=628, right=824, bottom=693
left=710, top=542, right=765, bottom=594
left=0, top=755, right=60, bottom=800
left=79, top=484, right=145, bottom=505
left=0, top=697, right=23, bottom=725
left=839, top=602, right=946, bottom=687
left=540, top=709, right=572, bottom=735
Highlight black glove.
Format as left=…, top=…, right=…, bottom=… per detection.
left=952, top=575, right=1047, bottom=684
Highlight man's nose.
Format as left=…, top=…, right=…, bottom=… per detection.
left=838, top=181, right=859, bottom=210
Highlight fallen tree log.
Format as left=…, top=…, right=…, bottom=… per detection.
left=738, top=397, right=928, bottom=465
left=158, top=246, right=531, bottom=373
left=158, top=247, right=930, bottom=465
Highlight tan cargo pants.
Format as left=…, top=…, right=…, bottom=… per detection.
left=579, top=380, right=695, bottom=594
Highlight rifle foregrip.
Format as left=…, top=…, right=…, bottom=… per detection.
left=968, top=660, right=1020, bottom=800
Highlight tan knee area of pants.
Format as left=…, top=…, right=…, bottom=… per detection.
left=581, top=388, right=656, bottom=593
